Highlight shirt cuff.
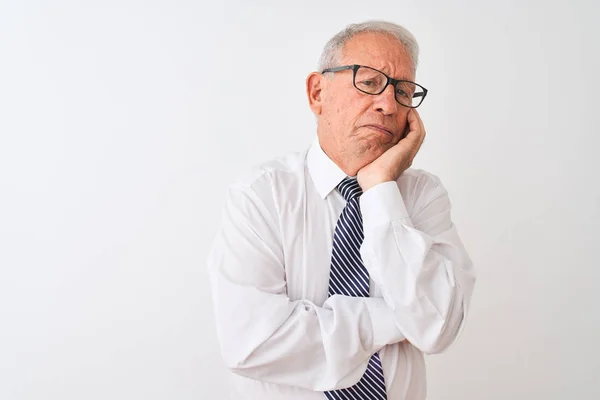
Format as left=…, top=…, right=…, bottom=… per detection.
left=360, top=181, right=411, bottom=231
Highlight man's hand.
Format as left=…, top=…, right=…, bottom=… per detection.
left=357, top=109, right=426, bottom=192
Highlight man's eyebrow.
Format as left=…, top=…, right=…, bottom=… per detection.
left=388, top=71, right=414, bottom=81
left=377, top=69, right=413, bottom=81
left=354, top=63, right=414, bottom=81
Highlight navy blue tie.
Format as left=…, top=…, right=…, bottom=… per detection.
left=324, top=177, right=387, bottom=400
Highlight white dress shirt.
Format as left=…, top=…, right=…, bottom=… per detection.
left=207, top=138, right=476, bottom=400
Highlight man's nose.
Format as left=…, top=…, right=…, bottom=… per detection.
left=374, top=83, right=399, bottom=115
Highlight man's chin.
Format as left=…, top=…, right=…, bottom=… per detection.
left=357, top=140, right=390, bottom=158
left=353, top=147, right=387, bottom=169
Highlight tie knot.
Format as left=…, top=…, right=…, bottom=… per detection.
left=337, top=177, right=363, bottom=201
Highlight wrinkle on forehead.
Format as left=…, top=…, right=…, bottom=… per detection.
left=339, top=31, right=415, bottom=81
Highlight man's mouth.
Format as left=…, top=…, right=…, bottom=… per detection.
left=363, top=124, right=394, bottom=137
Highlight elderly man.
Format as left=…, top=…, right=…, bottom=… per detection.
left=207, top=20, right=476, bottom=400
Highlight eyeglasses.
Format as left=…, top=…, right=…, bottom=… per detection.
left=321, top=64, right=428, bottom=108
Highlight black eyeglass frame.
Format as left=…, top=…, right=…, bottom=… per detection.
left=321, top=64, right=428, bottom=108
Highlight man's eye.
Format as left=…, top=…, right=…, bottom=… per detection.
left=396, top=89, right=409, bottom=98
left=361, top=80, right=375, bottom=86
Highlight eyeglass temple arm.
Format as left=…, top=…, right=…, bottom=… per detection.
left=321, top=65, right=356, bottom=73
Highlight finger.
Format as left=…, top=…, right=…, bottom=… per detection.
left=406, top=108, right=421, bottom=140
left=409, top=109, right=425, bottom=165
left=410, top=109, right=426, bottom=158
left=412, top=109, right=426, bottom=139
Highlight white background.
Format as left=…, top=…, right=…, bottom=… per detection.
left=1, top=0, right=599, bottom=399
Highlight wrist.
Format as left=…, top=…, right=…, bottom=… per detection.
left=360, top=175, right=395, bottom=192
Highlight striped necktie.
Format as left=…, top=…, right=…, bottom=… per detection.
left=324, top=177, right=387, bottom=400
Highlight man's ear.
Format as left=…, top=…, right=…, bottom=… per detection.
left=306, top=72, right=324, bottom=116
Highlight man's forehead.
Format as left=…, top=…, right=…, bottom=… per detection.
left=339, top=32, right=414, bottom=78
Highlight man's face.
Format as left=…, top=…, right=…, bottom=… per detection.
left=318, top=32, right=415, bottom=168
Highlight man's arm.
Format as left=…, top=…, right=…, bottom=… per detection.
left=207, top=184, right=405, bottom=391
left=360, top=175, right=476, bottom=354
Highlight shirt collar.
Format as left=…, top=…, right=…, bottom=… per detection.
left=307, top=137, right=350, bottom=199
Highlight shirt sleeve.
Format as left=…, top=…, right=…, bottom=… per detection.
left=359, top=174, right=476, bottom=355
left=207, top=182, right=406, bottom=391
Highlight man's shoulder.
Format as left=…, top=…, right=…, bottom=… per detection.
left=400, top=167, right=443, bottom=187
left=397, top=167, right=448, bottom=206
left=228, top=146, right=309, bottom=194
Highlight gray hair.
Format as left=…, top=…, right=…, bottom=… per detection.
left=317, top=20, right=419, bottom=72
